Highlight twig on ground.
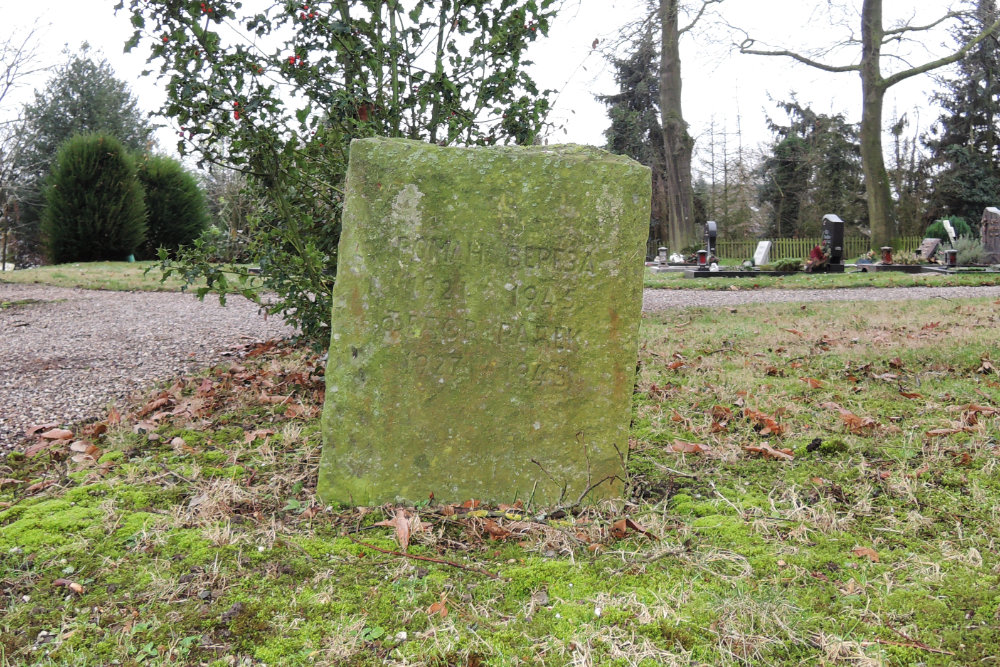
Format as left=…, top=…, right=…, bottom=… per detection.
left=651, top=461, right=699, bottom=479
left=346, top=535, right=500, bottom=579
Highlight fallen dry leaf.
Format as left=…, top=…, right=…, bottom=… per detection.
left=53, top=579, right=85, bottom=595
left=481, top=518, right=512, bottom=540
left=427, top=596, right=448, bottom=618
left=669, top=440, right=710, bottom=455
left=743, top=408, right=785, bottom=436
left=245, top=429, right=276, bottom=444
left=24, top=441, right=57, bottom=458
left=925, top=427, right=968, bottom=437
left=26, top=422, right=59, bottom=437
left=743, top=443, right=794, bottom=461
left=784, top=328, right=804, bottom=337
left=40, top=428, right=73, bottom=440
left=609, top=517, right=658, bottom=541
left=24, top=480, right=56, bottom=494
left=851, top=547, right=879, bottom=563
left=800, top=377, right=824, bottom=389
left=137, top=396, right=170, bottom=418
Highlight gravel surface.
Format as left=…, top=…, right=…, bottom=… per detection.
left=1, top=283, right=294, bottom=448
left=4, top=281, right=1000, bottom=449
left=642, top=284, right=1000, bottom=311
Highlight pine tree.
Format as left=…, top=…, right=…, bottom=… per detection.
left=757, top=100, right=866, bottom=237
left=16, top=46, right=154, bottom=250
left=925, top=0, right=1000, bottom=226
left=597, top=28, right=669, bottom=250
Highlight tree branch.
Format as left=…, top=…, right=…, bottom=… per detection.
left=882, top=15, right=1000, bottom=89
left=679, top=0, right=724, bottom=36
left=883, top=11, right=962, bottom=38
left=739, top=39, right=860, bottom=74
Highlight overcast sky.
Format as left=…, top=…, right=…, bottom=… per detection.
left=1, top=0, right=967, bottom=169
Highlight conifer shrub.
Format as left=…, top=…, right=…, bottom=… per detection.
left=41, top=133, right=147, bottom=263
left=136, top=155, right=209, bottom=259
left=926, top=217, right=973, bottom=243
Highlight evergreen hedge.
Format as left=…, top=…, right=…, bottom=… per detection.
left=41, top=133, right=147, bottom=263
left=136, top=155, right=209, bottom=259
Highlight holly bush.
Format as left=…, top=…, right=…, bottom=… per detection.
left=41, top=133, right=147, bottom=264
left=117, top=0, right=558, bottom=342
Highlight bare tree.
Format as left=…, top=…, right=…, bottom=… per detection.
left=739, top=1, right=1000, bottom=248
left=660, top=0, right=723, bottom=250
left=0, top=26, right=45, bottom=269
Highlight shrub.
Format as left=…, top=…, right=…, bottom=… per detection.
left=136, top=155, right=209, bottom=259
left=41, top=133, right=146, bottom=263
left=926, top=217, right=973, bottom=243
left=954, top=235, right=987, bottom=265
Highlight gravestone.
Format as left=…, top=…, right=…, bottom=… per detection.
left=753, top=241, right=771, bottom=266
left=704, top=221, right=718, bottom=257
left=821, top=214, right=844, bottom=264
left=317, top=138, right=651, bottom=506
left=982, top=207, right=1000, bottom=264
left=943, top=219, right=958, bottom=247
left=917, top=237, right=941, bottom=260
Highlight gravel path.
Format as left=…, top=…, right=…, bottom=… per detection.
left=642, top=284, right=1000, bottom=311
left=4, top=282, right=1000, bottom=449
left=1, top=284, right=294, bottom=448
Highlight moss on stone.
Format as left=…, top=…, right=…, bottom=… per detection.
left=319, top=138, right=651, bottom=505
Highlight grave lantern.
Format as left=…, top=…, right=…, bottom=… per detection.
left=696, top=249, right=709, bottom=267
left=945, top=248, right=958, bottom=267
left=880, top=246, right=893, bottom=264
left=657, top=246, right=668, bottom=264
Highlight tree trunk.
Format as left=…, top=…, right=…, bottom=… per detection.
left=860, top=0, right=894, bottom=248
left=659, top=0, right=696, bottom=251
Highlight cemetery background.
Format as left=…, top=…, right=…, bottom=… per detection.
left=4, top=0, right=1000, bottom=664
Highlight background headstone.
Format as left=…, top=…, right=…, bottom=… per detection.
left=943, top=219, right=958, bottom=247
left=753, top=241, right=771, bottom=266
left=704, top=221, right=717, bottom=257
left=982, top=207, right=1000, bottom=264
left=918, top=237, right=941, bottom=260
left=318, top=138, right=651, bottom=506
left=821, top=214, right=844, bottom=264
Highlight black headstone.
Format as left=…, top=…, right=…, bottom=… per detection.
left=821, top=214, right=844, bottom=264
left=704, top=221, right=718, bottom=256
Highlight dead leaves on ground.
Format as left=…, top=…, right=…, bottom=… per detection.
left=743, top=408, right=785, bottom=437
left=368, top=501, right=660, bottom=559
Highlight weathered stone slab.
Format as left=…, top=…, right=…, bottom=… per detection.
left=918, top=237, right=941, bottom=260
left=317, top=138, right=651, bottom=506
left=982, top=207, right=1000, bottom=264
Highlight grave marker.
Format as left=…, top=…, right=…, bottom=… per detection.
left=943, top=219, right=958, bottom=247
left=821, top=214, right=844, bottom=264
left=982, top=207, right=1000, bottom=264
left=317, top=138, right=651, bottom=506
left=917, top=238, right=941, bottom=260
left=753, top=241, right=771, bottom=266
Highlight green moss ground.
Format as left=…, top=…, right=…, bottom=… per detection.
left=3, top=298, right=1000, bottom=665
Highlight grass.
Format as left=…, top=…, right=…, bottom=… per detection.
left=0, top=261, right=206, bottom=292
left=644, top=265, right=1000, bottom=289
left=3, top=298, right=1000, bottom=665
left=6, top=260, right=999, bottom=295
